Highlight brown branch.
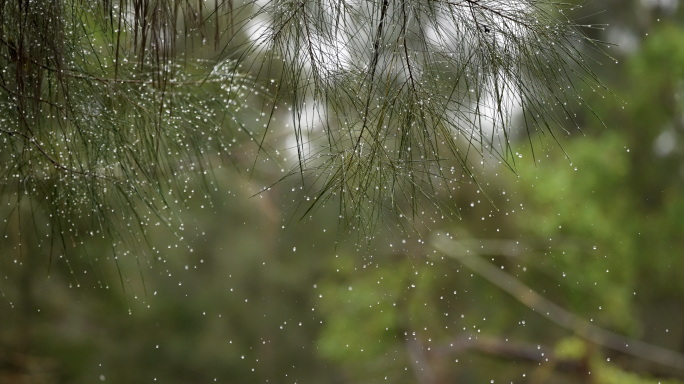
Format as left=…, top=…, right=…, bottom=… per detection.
left=406, top=338, right=435, bottom=384
left=432, top=234, right=684, bottom=371
left=431, top=333, right=584, bottom=370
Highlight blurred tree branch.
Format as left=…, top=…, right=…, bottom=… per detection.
left=432, top=233, right=684, bottom=371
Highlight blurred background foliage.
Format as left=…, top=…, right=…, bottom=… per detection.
left=2, top=0, right=684, bottom=383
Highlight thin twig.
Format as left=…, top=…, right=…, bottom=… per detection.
left=0, top=129, right=117, bottom=182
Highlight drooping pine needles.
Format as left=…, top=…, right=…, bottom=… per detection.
left=0, top=0, right=613, bottom=255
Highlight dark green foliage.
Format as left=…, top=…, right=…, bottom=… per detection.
left=0, top=0, right=254, bottom=263
left=0, top=0, right=611, bottom=251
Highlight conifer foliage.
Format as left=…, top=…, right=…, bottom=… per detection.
left=0, top=0, right=609, bottom=248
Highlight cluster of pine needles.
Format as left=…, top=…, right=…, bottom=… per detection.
left=0, top=0, right=613, bottom=257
